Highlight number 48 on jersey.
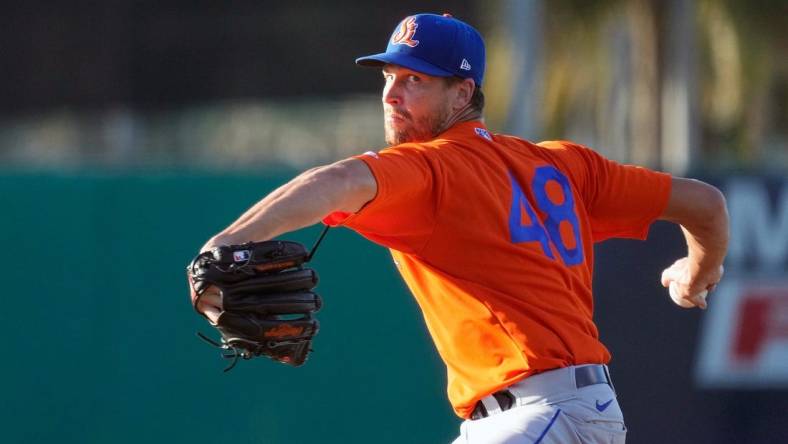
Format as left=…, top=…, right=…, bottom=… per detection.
left=508, top=166, right=584, bottom=266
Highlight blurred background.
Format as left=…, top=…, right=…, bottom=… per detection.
left=1, top=0, right=786, bottom=443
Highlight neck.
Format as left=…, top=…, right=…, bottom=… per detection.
left=437, top=105, right=483, bottom=135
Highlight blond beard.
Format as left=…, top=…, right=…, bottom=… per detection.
left=384, top=106, right=451, bottom=146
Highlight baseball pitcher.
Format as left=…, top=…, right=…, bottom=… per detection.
left=190, top=13, right=729, bottom=444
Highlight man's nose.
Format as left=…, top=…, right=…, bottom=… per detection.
left=382, top=80, right=401, bottom=105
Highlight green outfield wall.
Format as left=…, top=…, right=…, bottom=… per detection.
left=5, top=172, right=787, bottom=444
left=0, top=171, right=458, bottom=444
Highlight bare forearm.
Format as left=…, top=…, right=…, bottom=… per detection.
left=203, top=159, right=376, bottom=249
left=679, top=204, right=729, bottom=277
left=221, top=167, right=330, bottom=240
left=661, top=178, right=727, bottom=247
left=659, top=177, right=729, bottom=292
left=222, top=166, right=321, bottom=236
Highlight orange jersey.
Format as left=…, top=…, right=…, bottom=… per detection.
left=324, top=121, right=671, bottom=418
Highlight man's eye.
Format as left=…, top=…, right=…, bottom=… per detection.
left=408, top=75, right=421, bottom=82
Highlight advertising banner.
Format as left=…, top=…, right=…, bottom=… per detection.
left=696, top=177, right=788, bottom=388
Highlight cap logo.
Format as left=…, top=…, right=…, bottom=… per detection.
left=391, top=16, right=419, bottom=47
left=460, top=58, right=471, bottom=71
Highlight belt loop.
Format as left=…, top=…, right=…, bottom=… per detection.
left=603, top=364, right=616, bottom=394
left=480, top=396, right=502, bottom=416
left=492, top=390, right=516, bottom=411
left=471, top=390, right=516, bottom=421
left=569, top=364, right=578, bottom=391
left=471, top=401, right=488, bottom=420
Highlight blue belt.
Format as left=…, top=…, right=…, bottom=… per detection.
left=470, top=365, right=613, bottom=420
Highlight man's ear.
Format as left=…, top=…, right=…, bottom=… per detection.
left=453, top=78, right=475, bottom=110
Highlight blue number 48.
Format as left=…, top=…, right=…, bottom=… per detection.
left=508, top=166, right=584, bottom=266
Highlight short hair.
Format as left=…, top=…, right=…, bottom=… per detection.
left=444, top=76, right=485, bottom=113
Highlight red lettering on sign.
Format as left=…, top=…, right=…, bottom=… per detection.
left=732, top=289, right=788, bottom=364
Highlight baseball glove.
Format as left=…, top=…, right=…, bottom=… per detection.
left=187, top=240, right=322, bottom=371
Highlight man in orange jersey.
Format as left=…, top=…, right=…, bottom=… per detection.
left=194, top=13, right=728, bottom=443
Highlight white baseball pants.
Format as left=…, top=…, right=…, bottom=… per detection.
left=451, top=366, right=627, bottom=444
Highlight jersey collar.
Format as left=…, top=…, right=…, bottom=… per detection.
left=437, top=120, right=492, bottom=142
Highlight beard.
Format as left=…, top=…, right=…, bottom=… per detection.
left=384, top=105, right=451, bottom=146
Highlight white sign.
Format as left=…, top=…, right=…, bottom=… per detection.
left=695, top=278, right=788, bottom=387
left=695, top=178, right=788, bottom=388
left=726, top=178, right=788, bottom=270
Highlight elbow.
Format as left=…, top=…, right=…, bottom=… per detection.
left=709, top=185, right=730, bottom=243
left=699, top=182, right=728, bottom=226
left=662, top=178, right=729, bottom=230
left=690, top=181, right=731, bottom=254
left=681, top=179, right=730, bottom=241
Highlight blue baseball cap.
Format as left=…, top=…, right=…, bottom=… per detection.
left=356, top=13, right=485, bottom=86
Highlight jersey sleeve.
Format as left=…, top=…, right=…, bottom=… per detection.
left=322, top=145, right=443, bottom=254
left=542, top=142, right=672, bottom=242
